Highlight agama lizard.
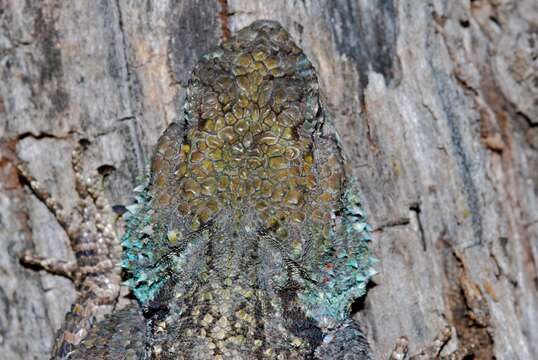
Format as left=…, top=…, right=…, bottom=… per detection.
left=20, top=20, right=377, bottom=359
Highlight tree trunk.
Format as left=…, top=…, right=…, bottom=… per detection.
left=0, top=1, right=536, bottom=359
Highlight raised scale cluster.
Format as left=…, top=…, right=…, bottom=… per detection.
left=121, top=20, right=376, bottom=357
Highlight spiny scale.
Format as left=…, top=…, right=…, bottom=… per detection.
left=79, top=20, right=375, bottom=359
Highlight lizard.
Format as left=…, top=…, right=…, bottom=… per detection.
left=19, top=20, right=377, bottom=359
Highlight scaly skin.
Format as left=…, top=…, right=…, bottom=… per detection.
left=72, top=20, right=376, bottom=359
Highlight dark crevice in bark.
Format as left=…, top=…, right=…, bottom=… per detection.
left=410, top=203, right=426, bottom=251
left=517, top=111, right=538, bottom=128
left=16, top=132, right=71, bottom=142
left=439, top=235, right=495, bottom=359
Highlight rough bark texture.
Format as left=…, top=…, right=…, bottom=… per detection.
left=0, top=1, right=536, bottom=359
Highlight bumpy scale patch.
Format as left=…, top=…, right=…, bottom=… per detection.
left=121, top=20, right=376, bottom=358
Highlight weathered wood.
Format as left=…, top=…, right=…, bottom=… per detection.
left=0, top=0, right=536, bottom=359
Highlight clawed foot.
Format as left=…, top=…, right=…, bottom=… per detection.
left=17, top=143, right=120, bottom=285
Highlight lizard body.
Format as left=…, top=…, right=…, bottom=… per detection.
left=35, top=20, right=376, bottom=359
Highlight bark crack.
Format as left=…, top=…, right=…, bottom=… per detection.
left=410, top=203, right=426, bottom=251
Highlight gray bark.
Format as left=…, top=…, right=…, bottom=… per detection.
left=0, top=1, right=536, bottom=359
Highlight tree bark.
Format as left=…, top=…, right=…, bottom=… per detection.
left=0, top=1, right=536, bottom=359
